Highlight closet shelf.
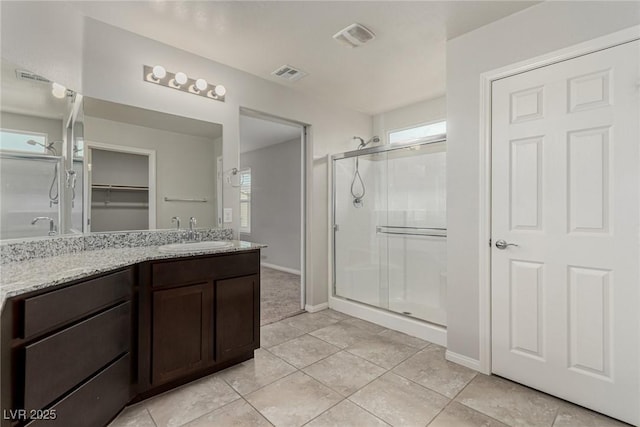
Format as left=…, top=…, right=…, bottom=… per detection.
left=92, top=184, right=149, bottom=191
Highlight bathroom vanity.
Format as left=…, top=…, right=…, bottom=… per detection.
left=0, top=241, right=261, bottom=427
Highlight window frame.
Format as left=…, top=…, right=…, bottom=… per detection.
left=239, top=167, right=252, bottom=234
left=387, top=119, right=447, bottom=145
left=0, top=128, right=50, bottom=154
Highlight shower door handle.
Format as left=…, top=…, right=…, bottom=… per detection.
left=495, top=239, right=518, bottom=250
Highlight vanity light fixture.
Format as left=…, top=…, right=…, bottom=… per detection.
left=51, top=82, right=67, bottom=99
left=151, top=65, right=166, bottom=81
left=143, top=65, right=226, bottom=102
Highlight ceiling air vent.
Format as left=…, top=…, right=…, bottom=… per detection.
left=15, top=69, right=51, bottom=84
left=271, top=65, right=308, bottom=82
left=333, top=23, right=376, bottom=48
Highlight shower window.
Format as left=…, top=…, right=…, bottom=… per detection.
left=0, top=129, right=48, bottom=154
left=388, top=120, right=446, bottom=144
left=239, top=168, right=252, bottom=233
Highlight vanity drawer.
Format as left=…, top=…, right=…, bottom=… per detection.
left=23, top=301, right=131, bottom=411
left=26, top=353, right=131, bottom=427
left=23, top=268, right=132, bottom=338
left=151, top=251, right=259, bottom=287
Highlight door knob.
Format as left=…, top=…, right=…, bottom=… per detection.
left=495, top=239, right=518, bottom=250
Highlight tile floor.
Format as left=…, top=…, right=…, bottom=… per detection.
left=109, top=310, right=629, bottom=427
left=260, top=267, right=303, bottom=326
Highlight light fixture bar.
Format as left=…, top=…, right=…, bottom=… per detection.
left=142, top=65, right=226, bottom=102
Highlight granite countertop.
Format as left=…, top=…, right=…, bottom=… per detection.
left=0, top=240, right=265, bottom=309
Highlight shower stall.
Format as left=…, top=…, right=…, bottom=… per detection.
left=0, top=152, right=62, bottom=239
left=331, top=136, right=447, bottom=337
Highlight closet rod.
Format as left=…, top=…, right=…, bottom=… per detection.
left=163, top=197, right=208, bottom=203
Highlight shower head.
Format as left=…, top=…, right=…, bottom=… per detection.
left=353, top=135, right=380, bottom=149
left=26, top=139, right=58, bottom=155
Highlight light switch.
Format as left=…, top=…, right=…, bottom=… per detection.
left=223, top=208, right=232, bottom=223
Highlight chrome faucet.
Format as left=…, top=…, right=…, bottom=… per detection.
left=31, top=217, right=57, bottom=236
left=171, top=216, right=181, bottom=230
left=187, top=217, right=198, bottom=241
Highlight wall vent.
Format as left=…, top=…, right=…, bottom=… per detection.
left=271, top=65, right=308, bottom=82
left=333, top=23, right=376, bottom=48
left=15, top=69, right=51, bottom=84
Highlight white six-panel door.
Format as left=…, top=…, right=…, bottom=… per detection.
left=491, top=40, right=639, bottom=425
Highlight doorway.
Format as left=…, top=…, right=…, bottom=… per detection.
left=489, top=40, right=639, bottom=424
left=84, top=141, right=156, bottom=232
left=238, top=109, right=306, bottom=325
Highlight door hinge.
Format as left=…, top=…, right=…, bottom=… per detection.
left=489, top=238, right=492, bottom=247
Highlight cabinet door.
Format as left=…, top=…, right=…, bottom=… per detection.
left=152, top=283, right=213, bottom=385
left=215, top=275, right=259, bottom=361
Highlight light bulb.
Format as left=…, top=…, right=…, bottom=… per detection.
left=52, top=82, right=66, bottom=99
left=152, top=65, right=166, bottom=80
left=195, top=78, right=208, bottom=91
left=174, top=72, right=188, bottom=86
left=214, top=85, right=226, bottom=97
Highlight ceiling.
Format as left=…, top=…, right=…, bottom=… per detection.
left=239, top=114, right=301, bottom=153
left=69, top=1, right=538, bottom=115
left=84, top=97, right=223, bottom=139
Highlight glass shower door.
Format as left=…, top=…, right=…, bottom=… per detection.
left=0, top=154, right=61, bottom=239
left=334, top=150, right=388, bottom=309
left=384, top=142, right=447, bottom=325
left=333, top=139, right=447, bottom=326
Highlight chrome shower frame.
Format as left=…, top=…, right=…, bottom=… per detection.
left=330, top=133, right=446, bottom=295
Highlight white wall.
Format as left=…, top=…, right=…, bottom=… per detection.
left=446, top=1, right=640, bottom=362
left=0, top=3, right=372, bottom=306
left=240, top=138, right=301, bottom=272
left=373, top=96, right=446, bottom=144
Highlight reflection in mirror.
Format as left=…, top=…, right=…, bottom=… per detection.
left=82, top=98, right=223, bottom=232
left=0, top=59, right=73, bottom=239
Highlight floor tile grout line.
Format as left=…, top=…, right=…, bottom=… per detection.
left=346, top=395, right=394, bottom=426
left=299, top=397, right=348, bottom=426
left=239, top=394, right=276, bottom=427
left=451, top=377, right=526, bottom=427
left=146, top=408, right=159, bottom=427
left=175, top=394, right=244, bottom=427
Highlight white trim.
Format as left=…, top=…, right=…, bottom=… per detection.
left=216, top=156, right=223, bottom=227
left=84, top=140, right=157, bottom=231
left=305, top=302, right=329, bottom=313
left=261, top=262, right=301, bottom=276
left=238, top=107, right=308, bottom=312
left=329, top=296, right=447, bottom=346
left=478, top=25, right=640, bottom=376
left=445, top=350, right=481, bottom=372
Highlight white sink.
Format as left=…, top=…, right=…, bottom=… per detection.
left=158, top=241, right=233, bottom=253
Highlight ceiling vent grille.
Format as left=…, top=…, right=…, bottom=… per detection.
left=271, top=65, right=308, bottom=82
left=15, top=69, right=51, bottom=84
left=333, top=23, right=376, bottom=48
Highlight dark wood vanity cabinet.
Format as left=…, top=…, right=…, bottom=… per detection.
left=138, top=250, right=261, bottom=395
left=0, top=268, right=134, bottom=427
left=151, top=282, right=213, bottom=384
left=1, top=248, right=261, bottom=427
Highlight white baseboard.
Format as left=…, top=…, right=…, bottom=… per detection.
left=445, top=350, right=482, bottom=372
left=261, top=262, right=301, bottom=276
left=305, top=303, right=329, bottom=313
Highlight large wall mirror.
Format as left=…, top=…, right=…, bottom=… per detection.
left=0, top=57, right=224, bottom=239
left=0, top=58, right=74, bottom=239
left=81, top=98, right=223, bottom=232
